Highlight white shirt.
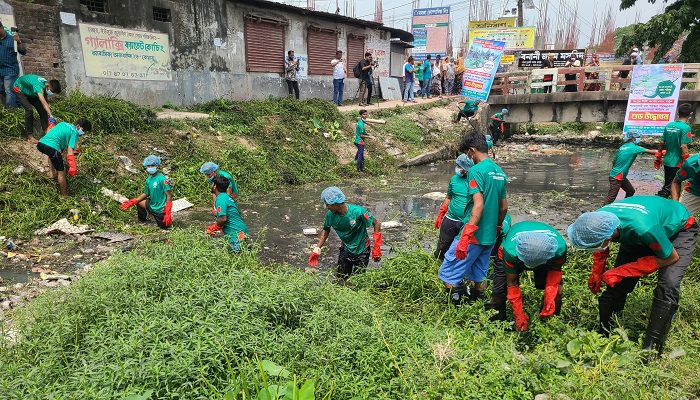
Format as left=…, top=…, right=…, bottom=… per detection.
left=331, top=58, right=345, bottom=79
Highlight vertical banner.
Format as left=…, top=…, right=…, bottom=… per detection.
left=411, top=7, right=450, bottom=60
left=461, top=38, right=505, bottom=101
left=623, top=64, right=684, bottom=136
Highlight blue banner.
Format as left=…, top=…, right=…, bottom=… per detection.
left=460, top=38, right=506, bottom=102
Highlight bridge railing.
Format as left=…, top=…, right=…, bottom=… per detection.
left=490, top=63, right=700, bottom=95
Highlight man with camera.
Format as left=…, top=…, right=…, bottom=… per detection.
left=357, top=52, right=375, bottom=106
left=0, top=23, right=27, bottom=108
left=284, top=50, right=300, bottom=99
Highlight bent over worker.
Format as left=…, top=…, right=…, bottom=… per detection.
left=671, top=153, right=700, bottom=214
left=200, top=162, right=239, bottom=210
left=567, top=196, right=698, bottom=355
left=120, top=155, right=173, bottom=229
left=36, top=119, right=92, bottom=198
left=206, top=175, right=248, bottom=252
left=308, top=186, right=382, bottom=280
left=604, top=130, right=656, bottom=205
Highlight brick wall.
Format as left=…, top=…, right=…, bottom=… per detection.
left=8, top=0, right=65, bottom=85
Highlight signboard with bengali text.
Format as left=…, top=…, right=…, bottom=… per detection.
left=79, top=23, right=172, bottom=81
left=518, top=49, right=586, bottom=68
left=468, top=27, right=535, bottom=51
left=411, top=7, right=450, bottom=59
left=460, top=38, right=505, bottom=101
left=623, top=64, right=684, bottom=136
left=468, top=18, right=515, bottom=29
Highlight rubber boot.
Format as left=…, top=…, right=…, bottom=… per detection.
left=469, top=289, right=486, bottom=304
left=554, top=293, right=562, bottom=316
left=447, top=285, right=470, bottom=307
left=642, top=298, right=678, bottom=356
left=485, top=297, right=506, bottom=321
left=598, top=296, right=621, bottom=335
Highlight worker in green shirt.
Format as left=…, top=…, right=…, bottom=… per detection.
left=568, top=196, right=698, bottom=356
left=434, top=154, right=473, bottom=261
left=200, top=162, right=239, bottom=210
left=485, top=134, right=496, bottom=158
left=455, top=99, right=480, bottom=122
left=655, top=103, right=693, bottom=198
left=438, top=131, right=508, bottom=305
left=35, top=119, right=92, bottom=198
left=206, top=175, right=249, bottom=252
left=120, top=155, right=173, bottom=229
left=13, top=74, right=61, bottom=142
left=308, top=186, right=383, bottom=280
left=604, top=130, right=656, bottom=204
left=415, top=60, right=425, bottom=97
left=354, top=109, right=375, bottom=172
left=496, top=221, right=567, bottom=331
left=489, top=108, right=508, bottom=144
left=671, top=154, right=700, bottom=214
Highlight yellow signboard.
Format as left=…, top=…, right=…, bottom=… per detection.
left=468, top=18, right=515, bottom=29
left=79, top=23, right=172, bottom=81
left=500, top=55, right=515, bottom=64
left=468, top=27, right=535, bottom=51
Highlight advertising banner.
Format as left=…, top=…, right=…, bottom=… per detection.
left=79, top=22, right=172, bottom=81
left=468, top=27, right=535, bottom=51
left=518, top=49, right=586, bottom=68
left=468, top=18, right=515, bottom=29
left=500, top=55, right=515, bottom=64
left=623, top=64, right=684, bottom=136
left=0, top=13, right=16, bottom=28
left=411, top=7, right=450, bottom=59
left=460, top=38, right=505, bottom=101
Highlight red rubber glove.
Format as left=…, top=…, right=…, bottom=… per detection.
left=211, top=203, right=217, bottom=215
left=434, top=204, right=449, bottom=229
left=206, top=223, right=222, bottom=236
left=66, top=153, right=77, bottom=177
left=654, top=151, right=663, bottom=170
left=308, top=246, right=321, bottom=267
left=120, top=198, right=139, bottom=211
left=539, top=270, right=562, bottom=317
left=455, top=224, right=478, bottom=260
left=163, top=201, right=173, bottom=227
left=588, top=248, right=610, bottom=294
left=371, top=232, right=383, bottom=261
left=507, top=285, right=528, bottom=331
left=602, top=256, right=658, bottom=288
left=682, top=153, right=690, bottom=161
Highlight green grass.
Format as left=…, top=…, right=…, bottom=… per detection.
left=1, top=228, right=699, bottom=399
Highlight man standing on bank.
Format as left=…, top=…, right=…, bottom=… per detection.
left=0, top=23, right=26, bottom=108
left=285, top=50, right=300, bottom=99
left=357, top=52, right=375, bottom=106
left=331, top=50, right=346, bottom=106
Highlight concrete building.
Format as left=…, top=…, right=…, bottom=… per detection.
left=0, top=0, right=412, bottom=106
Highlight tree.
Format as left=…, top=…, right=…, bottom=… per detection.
left=616, top=0, right=700, bottom=62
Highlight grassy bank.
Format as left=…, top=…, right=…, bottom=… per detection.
left=1, top=228, right=699, bottom=398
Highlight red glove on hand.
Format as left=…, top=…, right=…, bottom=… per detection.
left=539, top=270, right=562, bottom=317
left=66, top=154, right=77, bottom=177
left=206, top=223, right=222, bottom=236
left=682, top=153, right=691, bottom=161
left=308, top=246, right=321, bottom=267
left=120, top=198, right=139, bottom=211
left=588, top=248, right=610, bottom=294
left=455, top=224, right=478, bottom=260
left=434, top=204, right=449, bottom=229
left=654, top=151, right=663, bottom=170
left=371, top=232, right=383, bottom=262
left=211, top=203, right=217, bottom=215
left=602, top=256, right=658, bottom=287
left=507, top=285, right=529, bottom=331
left=163, top=201, right=173, bottom=227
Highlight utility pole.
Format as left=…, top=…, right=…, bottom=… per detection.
left=517, top=0, right=523, bottom=27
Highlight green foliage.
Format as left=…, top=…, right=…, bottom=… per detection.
left=560, top=122, right=586, bottom=133
left=385, top=117, right=423, bottom=145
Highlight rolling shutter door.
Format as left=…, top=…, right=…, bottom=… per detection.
left=307, top=29, right=337, bottom=75
left=347, top=36, right=365, bottom=70
left=245, top=18, right=285, bottom=73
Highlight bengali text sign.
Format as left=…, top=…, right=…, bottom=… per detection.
left=461, top=38, right=505, bottom=101
left=79, top=23, right=172, bottom=81
left=623, top=64, right=684, bottom=136
left=468, top=27, right=535, bottom=51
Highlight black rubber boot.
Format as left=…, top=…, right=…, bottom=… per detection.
left=485, top=297, right=506, bottom=321
left=554, top=293, right=562, bottom=316
left=447, top=285, right=470, bottom=307
left=469, top=289, right=486, bottom=304
left=598, top=297, right=621, bottom=335
left=642, top=298, right=678, bottom=356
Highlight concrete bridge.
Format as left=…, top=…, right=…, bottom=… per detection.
left=485, top=63, right=700, bottom=123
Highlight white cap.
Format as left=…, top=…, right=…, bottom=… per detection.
left=630, top=52, right=638, bottom=57
left=633, top=47, right=639, bottom=52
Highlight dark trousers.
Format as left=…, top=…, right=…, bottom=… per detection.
left=138, top=199, right=168, bottom=229
left=434, top=217, right=464, bottom=261
left=337, top=245, right=370, bottom=279
left=286, top=80, right=300, bottom=99
left=16, top=92, right=48, bottom=137
left=490, top=235, right=506, bottom=298
left=354, top=143, right=364, bottom=172
left=543, top=77, right=553, bottom=93
left=455, top=109, right=475, bottom=122
left=489, top=124, right=503, bottom=144
left=604, top=177, right=635, bottom=205
left=658, top=166, right=679, bottom=197
left=600, top=224, right=698, bottom=314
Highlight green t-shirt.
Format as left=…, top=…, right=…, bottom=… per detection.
left=13, top=74, right=47, bottom=97
left=458, top=158, right=507, bottom=245
left=676, top=154, right=700, bottom=197
left=662, top=120, right=692, bottom=167
left=462, top=100, right=479, bottom=113
left=501, top=221, right=567, bottom=274
left=486, top=140, right=493, bottom=150
left=215, top=192, right=249, bottom=242
left=490, top=112, right=504, bottom=129
left=609, top=142, right=647, bottom=180
left=354, top=119, right=366, bottom=145
left=323, top=203, right=374, bottom=255
left=599, top=196, right=691, bottom=258
left=415, top=64, right=425, bottom=81
left=144, top=173, right=172, bottom=214
left=500, top=213, right=513, bottom=239
left=446, top=173, right=469, bottom=221
left=38, top=122, right=78, bottom=152
left=207, top=170, right=239, bottom=197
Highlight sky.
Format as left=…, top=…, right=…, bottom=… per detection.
left=273, top=0, right=664, bottom=50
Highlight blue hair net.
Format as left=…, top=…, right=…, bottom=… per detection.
left=199, top=162, right=219, bottom=174
left=485, top=134, right=492, bottom=141
left=321, top=186, right=346, bottom=204
left=501, top=108, right=509, bottom=115
left=142, top=155, right=161, bottom=167
left=623, top=130, right=642, bottom=141
left=516, top=232, right=558, bottom=267
left=455, top=154, right=473, bottom=171
left=567, top=211, right=620, bottom=249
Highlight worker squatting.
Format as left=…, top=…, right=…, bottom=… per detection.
left=38, top=100, right=696, bottom=359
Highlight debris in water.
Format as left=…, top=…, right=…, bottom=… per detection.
left=303, top=228, right=318, bottom=236
left=381, top=220, right=403, bottom=229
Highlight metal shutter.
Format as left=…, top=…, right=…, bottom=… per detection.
left=307, top=29, right=337, bottom=75
left=245, top=19, right=285, bottom=73
left=347, top=36, right=365, bottom=70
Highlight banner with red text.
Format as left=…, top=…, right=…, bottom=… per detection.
left=623, top=64, right=684, bottom=136
left=460, top=38, right=505, bottom=101
left=79, top=23, right=172, bottom=81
